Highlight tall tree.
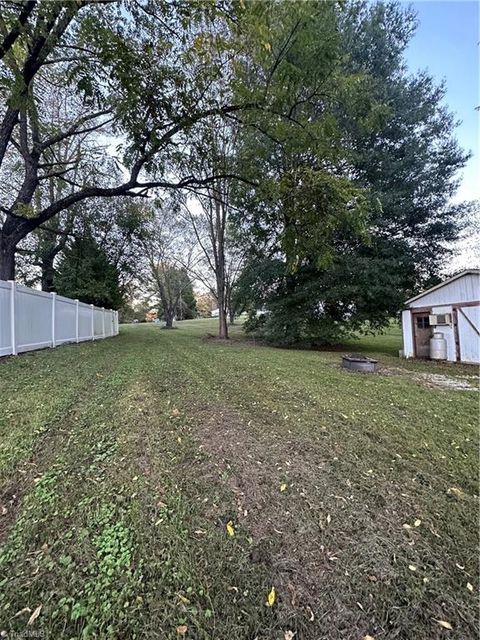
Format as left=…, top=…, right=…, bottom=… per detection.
left=0, top=0, right=320, bottom=280
left=54, top=234, right=122, bottom=308
left=178, top=119, right=245, bottom=339
left=233, top=1, right=469, bottom=344
left=140, top=205, right=196, bottom=329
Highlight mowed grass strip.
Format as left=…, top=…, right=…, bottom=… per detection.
left=0, top=321, right=478, bottom=639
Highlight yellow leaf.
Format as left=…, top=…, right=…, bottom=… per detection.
left=280, top=483, right=288, bottom=492
left=434, top=619, right=453, bottom=630
left=176, top=625, right=188, bottom=636
left=414, top=519, right=422, bottom=527
left=363, top=636, right=376, bottom=640
left=447, top=487, right=465, bottom=499
left=267, top=586, right=276, bottom=607
left=467, top=582, right=474, bottom=592
left=27, top=605, right=42, bottom=626
left=284, top=631, right=295, bottom=640
left=226, top=521, right=235, bottom=537
left=177, top=436, right=182, bottom=443
left=408, top=565, right=417, bottom=572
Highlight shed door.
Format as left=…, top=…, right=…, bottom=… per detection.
left=457, top=306, right=480, bottom=363
left=413, top=313, right=432, bottom=358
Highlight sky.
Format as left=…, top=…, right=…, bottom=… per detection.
left=404, top=0, right=479, bottom=203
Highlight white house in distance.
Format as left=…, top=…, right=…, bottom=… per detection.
left=401, top=269, right=480, bottom=364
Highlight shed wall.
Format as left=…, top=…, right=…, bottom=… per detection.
left=409, top=273, right=479, bottom=308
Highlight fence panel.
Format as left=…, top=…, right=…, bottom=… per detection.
left=16, top=285, right=52, bottom=353
left=78, top=302, right=92, bottom=341
left=0, top=280, right=119, bottom=357
left=55, top=295, right=78, bottom=345
left=0, top=281, right=12, bottom=356
left=93, top=307, right=104, bottom=338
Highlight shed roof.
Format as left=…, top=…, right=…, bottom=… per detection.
left=405, top=269, right=480, bottom=305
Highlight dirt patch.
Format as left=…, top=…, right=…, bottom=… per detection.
left=376, top=366, right=479, bottom=391
left=185, top=404, right=430, bottom=638
left=415, top=373, right=478, bottom=391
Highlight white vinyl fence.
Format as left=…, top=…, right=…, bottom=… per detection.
left=0, top=280, right=119, bottom=357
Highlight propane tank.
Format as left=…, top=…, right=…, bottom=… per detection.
left=430, top=332, right=447, bottom=360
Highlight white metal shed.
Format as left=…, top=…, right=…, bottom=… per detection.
left=401, top=269, right=480, bottom=364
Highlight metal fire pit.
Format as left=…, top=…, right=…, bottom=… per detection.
left=341, top=354, right=378, bottom=373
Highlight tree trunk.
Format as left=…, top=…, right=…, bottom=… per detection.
left=218, top=304, right=228, bottom=339
left=164, top=308, right=175, bottom=329
left=0, top=235, right=15, bottom=280
left=41, top=255, right=56, bottom=291
left=228, top=308, right=235, bottom=325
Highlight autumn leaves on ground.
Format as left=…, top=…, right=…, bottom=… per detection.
left=0, top=321, right=478, bottom=639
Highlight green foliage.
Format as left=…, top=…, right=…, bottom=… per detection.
left=233, top=0, right=469, bottom=345
left=54, top=236, right=123, bottom=309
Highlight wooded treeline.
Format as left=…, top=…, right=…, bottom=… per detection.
left=0, top=0, right=472, bottom=342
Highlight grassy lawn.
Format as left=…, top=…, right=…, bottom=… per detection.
left=0, top=320, right=478, bottom=639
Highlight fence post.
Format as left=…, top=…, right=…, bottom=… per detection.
left=102, top=307, right=105, bottom=338
left=8, top=280, right=16, bottom=355
left=91, top=304, right=94, bottom=340
left=75, top=299, right=79, bottom=343
left=51, top=292, right=56, bottom=348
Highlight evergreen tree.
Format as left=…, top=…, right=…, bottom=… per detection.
left=54, top=236, right=123, bottom=309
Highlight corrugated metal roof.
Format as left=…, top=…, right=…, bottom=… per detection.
left=405, top=269, right=480, bottom=305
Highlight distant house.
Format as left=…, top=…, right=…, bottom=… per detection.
left=401, top=269, right=479, bottom=363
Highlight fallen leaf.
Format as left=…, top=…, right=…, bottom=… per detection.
left=403, top=523, right=412, bottom=530
left=171, top=408, right=180, bottom=417
left=226, top=521, right=235, bottom=537
left=363, top=636, right=376, bottom=640
left=408, top=565, right=417, bottom=572
left=280, top=483, right=288, bottom=492
left=414, top=519, right=422, bottom=527
left=177, top=594, right=190, bottom=605
left=447, top=487, right=465, bottom=499
left=326, top=514, right=331, bottom=525
left=27, top=605, right=42, bottom=626
left=467, top=582, right=474, bottom=592
left=434, top=619, right=453, bottom=630
left=177, top=436, right=182, bottom=443
left=13, top=607, right=31, bottom=618
left=284, top=631, right=295, bottom=640
left=266, top=586, right=276, bottom=607
left=176, top=625, right=187, bottom=636
left=306, top=605, right=315, bottom=621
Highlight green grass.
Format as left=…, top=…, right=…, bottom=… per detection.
left=0, top=320, right=478, bottom=639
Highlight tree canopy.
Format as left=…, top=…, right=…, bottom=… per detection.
left=0, top=0, right=472, bottom=342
